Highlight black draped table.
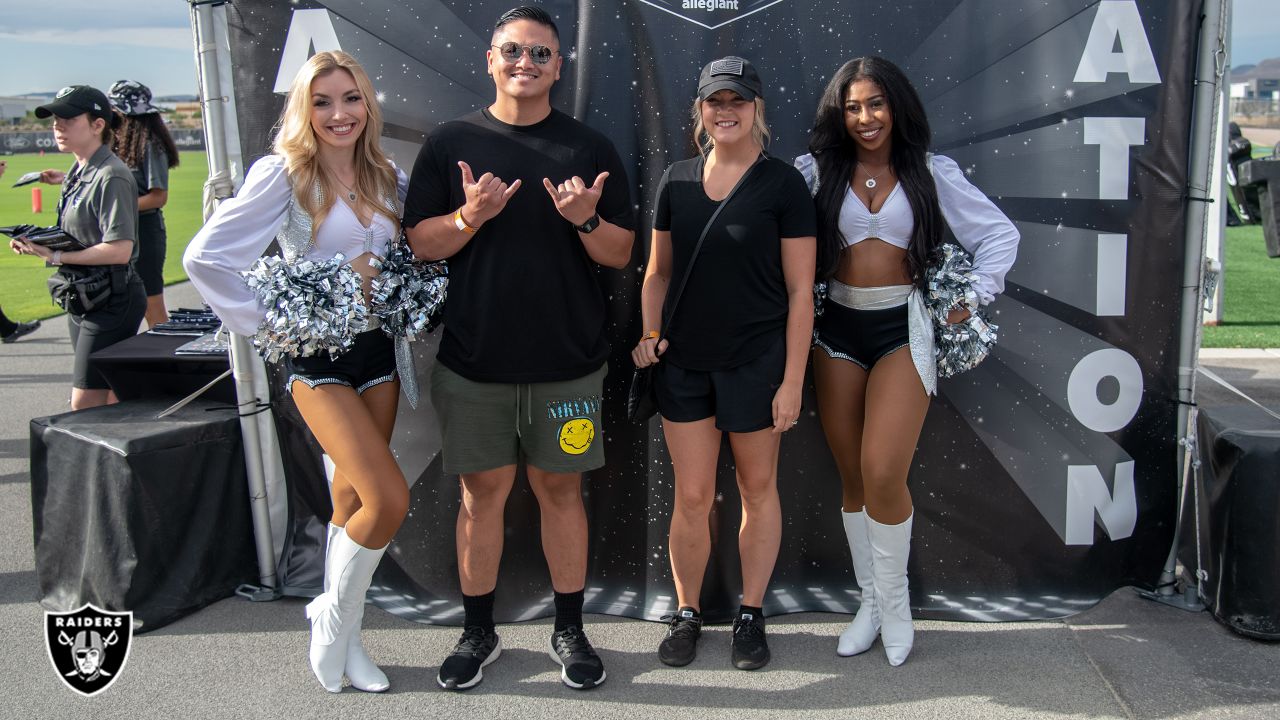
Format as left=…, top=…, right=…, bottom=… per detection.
left=91, top=331, right=236, bottom=403
left=30, top=398, right=257, bottom=632
left=1183, top=404, right=1280, bottom=639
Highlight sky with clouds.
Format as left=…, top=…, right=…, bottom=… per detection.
left=0, top=1, right=1277, bottom=98
left=0, top=0, right=195, bottom=97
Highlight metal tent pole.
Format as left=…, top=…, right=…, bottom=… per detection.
left=1144, top=0, right=1229, bottom=611
left=189, top=0, right=280, bottom=598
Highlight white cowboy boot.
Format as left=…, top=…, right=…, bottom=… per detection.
left=868, top=512, right=914, bottom=666
left=837, top=510, right=880, bottom=656
left=322, top=524, right=389, bottom=692
left=306, top=527, right=386, bottom=692
left=344, top=593, right=390, bottom=692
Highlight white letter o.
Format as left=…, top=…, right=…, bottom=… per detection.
left=1067, top=349, right=1142, bottom=432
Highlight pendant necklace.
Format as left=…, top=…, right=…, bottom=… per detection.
left=857, top=162, right=889, bottom=189
left=334, top=174, right=358, bottom=202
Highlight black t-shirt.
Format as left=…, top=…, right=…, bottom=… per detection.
left=404, top=108, right=634, bottom=383
left=653, top=155, right=816, bottom=370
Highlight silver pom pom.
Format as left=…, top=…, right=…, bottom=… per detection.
left=813, top=281, right=827, bottom=318
left=368, top=237, right=448, bottom=341
left=242, top=253, right=368, bottom=363
left=926, top=244, right=998, bottom=378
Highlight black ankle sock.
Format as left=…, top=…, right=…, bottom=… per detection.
left=737, top=604, right=763, bottom=621
left=554, top=588, right=584, bottom=632
left=462, top=590, right=495, bottom=632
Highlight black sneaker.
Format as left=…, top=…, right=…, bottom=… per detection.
left=437, top=625, right=501, bottom=691
left=548, top=625, right=606, bottom=689
left=731, top=612, right=770, bottom=670
left=658, top=607, right=702, bottom=667
left=1, top=320, right=39, bottom=344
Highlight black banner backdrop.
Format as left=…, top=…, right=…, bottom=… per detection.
left=218, top=0, right=1197, bottom=623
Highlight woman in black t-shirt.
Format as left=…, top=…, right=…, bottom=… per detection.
left=632, top=57, right=816, bottom=671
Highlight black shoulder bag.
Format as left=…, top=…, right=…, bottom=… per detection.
left=627, top=155, right=765, bottom=422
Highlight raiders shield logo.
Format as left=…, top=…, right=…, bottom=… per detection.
left=44, top=604, right=133, bottom=697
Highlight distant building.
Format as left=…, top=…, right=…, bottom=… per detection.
left=1232, top=77, right=1280, bottom=99
left=0, top=96, right=43, bottom=124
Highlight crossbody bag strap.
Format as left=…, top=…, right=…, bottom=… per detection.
left=659, top=154, right=765, bottom=341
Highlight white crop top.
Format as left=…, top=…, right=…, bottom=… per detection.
left=793, top=153, right=1019, bottom=304
left=183, top=154, right=409, bottom=336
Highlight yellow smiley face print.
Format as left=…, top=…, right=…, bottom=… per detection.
left=558, top=417, right=596, bottom=455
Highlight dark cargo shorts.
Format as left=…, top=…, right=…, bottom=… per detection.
left=430, top=362, right=607, bottom=475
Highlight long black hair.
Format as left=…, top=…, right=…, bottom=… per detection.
left=113, top=112, right=180, bottom=171
left=807, top=56, right=942, bottom=287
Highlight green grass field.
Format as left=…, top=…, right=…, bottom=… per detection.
left=1, top=151, right=207, bottom=320
left=1201, top=142, right=1280, bottom=347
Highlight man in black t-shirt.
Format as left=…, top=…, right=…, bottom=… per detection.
left=404, top=5, right=634, bottom=692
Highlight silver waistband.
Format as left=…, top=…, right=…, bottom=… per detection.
left=827, top=280, right=913, bottom=310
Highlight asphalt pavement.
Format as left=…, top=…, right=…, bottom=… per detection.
left=0, top=283, right=1276, bottom=719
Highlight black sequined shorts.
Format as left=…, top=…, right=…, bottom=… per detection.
left=286, top=329, right=397, bottom=394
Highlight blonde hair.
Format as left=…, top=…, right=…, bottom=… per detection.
left=691, top=96, right=770, bottom=157
left=272, top=51, right=399, bottom=233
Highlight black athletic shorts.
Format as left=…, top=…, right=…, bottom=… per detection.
left=67, top=275, right=146, bottom=390
left=286, top=328, right=397, bottom=394
left=655, top=333, right=786, bottom=433
left=135, top=210, right=167, bottom=297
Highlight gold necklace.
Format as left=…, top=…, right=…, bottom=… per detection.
left=856, top=161, right=890, bottom=189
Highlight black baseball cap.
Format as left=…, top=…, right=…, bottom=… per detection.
left=35, top=85, right=121, bottom=128
left=697, top=56, right=763, bottom=101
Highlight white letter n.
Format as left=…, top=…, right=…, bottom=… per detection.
left=1065, top=461, right=1137, bottom=545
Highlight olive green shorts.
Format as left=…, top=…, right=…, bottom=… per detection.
left=429, top=361, right=607, bottom=475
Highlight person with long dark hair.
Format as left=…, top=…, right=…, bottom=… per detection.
left=796, top=56, right=1017, bottom=666
left=110, top=80, right=180, bottom=328
left=184, top=51, right=409, bottom=693
left=10, top=85, right=146, bottom=410
left=633, top=57, right=815, bottom=671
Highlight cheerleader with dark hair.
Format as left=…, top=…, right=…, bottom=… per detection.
left=796, top=56, right=1018, bottom=666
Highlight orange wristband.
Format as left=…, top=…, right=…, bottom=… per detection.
left=641, top=330, right=659, bottom=341
left=453, top=208, right=478, bottom=234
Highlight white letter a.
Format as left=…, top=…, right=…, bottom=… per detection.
left=1073, top=0, right=1160, bottom=84
left=274, top=9, right=342, bottom=94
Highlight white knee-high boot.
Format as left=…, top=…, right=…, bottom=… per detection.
left=306, top=527, right=387, bottom=692
left=868, top=512, right=914, bottom=666
left=837, top=510, right=880, bottom=656
left=322, top=524, right=389, bottom=692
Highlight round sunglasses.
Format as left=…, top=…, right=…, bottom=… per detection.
left=490, top=42, right=557, bottom=65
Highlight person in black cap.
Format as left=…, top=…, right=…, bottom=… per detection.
left=110, top=80, right=180, bottom=329
left=631, top=56, right=816, bottom=670
left=403, top=4, right=634, bottom=692
left=9, top=85, right=145, bottom=410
